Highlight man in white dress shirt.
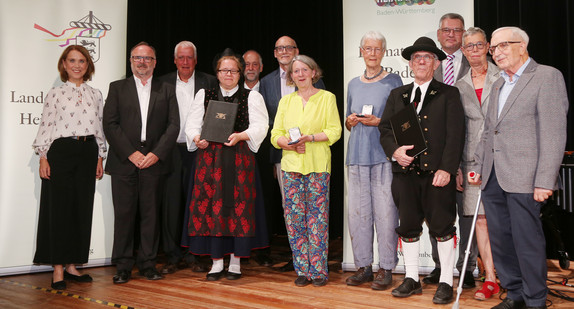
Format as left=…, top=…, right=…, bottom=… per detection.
left=158, top=41, right=217, bottom=275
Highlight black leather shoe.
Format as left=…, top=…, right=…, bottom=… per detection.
left=112, top=270, right=131, bottom=284
left=64, top=271, right=93, bottom=282
left=253, top=254, right=274, bottom=267
left=391, top=278, right=422, bottom=297
left=161, top=263, right=178, bottom=274
left=294, top=276, right=311, bottom=287
left=51, top=280, right=66, bottom=290
left=558, top=250, right=570, bottom=270
left=432, top=282, right=453, bottom=304
left=525, top=306, right=547, bottom=309
left=206, top=271, right=224, bottom=281
left=312, top=278, right=328, bottom=287
left=423, top=268, right=441, bottom=284
left=462, top=271, right=476, bottom=289
left=226, top=272, right=242, bottom=280
left=138, top=267, right=163, bottom=280
left=371, top=269, right=392, bottom=290
left=492, top=297, right=526, bottom=309
left=279, top=259, right=294, bottom=272
left=346, top=266, right=373, bottom=286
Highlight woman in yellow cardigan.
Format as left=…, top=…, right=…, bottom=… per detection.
left=271, top=55, right=341, bottom=287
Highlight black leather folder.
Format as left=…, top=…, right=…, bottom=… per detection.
left=390, top=103, right=427, bottom=157
left=200, top=100, right=238, bottom=144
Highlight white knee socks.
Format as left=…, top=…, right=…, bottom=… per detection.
left=437, top=238, right=455, bottom=286
left=402, top=240, right=420, bottom=281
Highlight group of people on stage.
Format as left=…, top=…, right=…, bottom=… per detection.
left=31, top=11, right=568, bottom=309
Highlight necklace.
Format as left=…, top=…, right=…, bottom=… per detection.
left=364, top=66, right=384, bottom=80
left=471, top=66, right=488, bottom=78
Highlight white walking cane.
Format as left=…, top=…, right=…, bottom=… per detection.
left=452, top=179, right=482, bottom=309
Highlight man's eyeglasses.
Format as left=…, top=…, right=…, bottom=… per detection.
left=463, top=42, right=487, bottom=51
left=488, top=41, right=521, bottom=55
left=131, top=56, right=155, bottom=63
left=439, top=28, right=464, bottom=34
left=411, top=54, right=437, bottom=62
left=361, top=46, right=383, bottom=54
left=218, top=69, right=240, bottom=75
left=274, top=45, right=297, bottom=52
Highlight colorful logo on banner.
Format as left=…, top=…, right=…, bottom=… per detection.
left=34, top=11, right=111, bottom=62
left=375, top=0, right=435, bottom=6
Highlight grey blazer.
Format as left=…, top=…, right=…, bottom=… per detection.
left=456, top=61, right=500, bottom=165
left=472, top=59, right=569, bottom=193
left=455, top=62, right=499, bottom=215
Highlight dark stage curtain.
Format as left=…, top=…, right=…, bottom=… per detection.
left=127, top=0, right=573, bottom=238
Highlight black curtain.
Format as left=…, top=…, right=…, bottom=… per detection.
left=127, top=0, right=573, bottom=238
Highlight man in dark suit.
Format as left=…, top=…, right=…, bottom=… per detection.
left=469, top=27, right=568, bottom=309
left=158, top=41, right=217, bottom=275
left=426, top=12, right=476, bottom=289
left=379, top=37, right=465, bottom=304
left=259, top=35, right=325, bottom=270
left=103, top=42, right=179, bottom=284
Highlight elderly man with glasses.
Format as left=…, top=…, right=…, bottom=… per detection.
left=379, top=36, right=465, bottom=305
left=468, top=26, right=568, bottom=309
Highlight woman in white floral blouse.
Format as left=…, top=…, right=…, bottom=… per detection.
left=32, top=45, right=106, bottom=290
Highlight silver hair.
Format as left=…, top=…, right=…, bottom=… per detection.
left=462, top=27, right=487, bottom=44
left=492, top=26, right=530, bottom=47
left=360, top=31, right=387, bottom=50
left=438, top=13, right=465, bottom=28
left=243, top=50, right=263, bottom=66
left=174, top=41, right=197, bottom=59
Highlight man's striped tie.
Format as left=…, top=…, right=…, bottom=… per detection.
left=444, top=54, right=455, bottom=85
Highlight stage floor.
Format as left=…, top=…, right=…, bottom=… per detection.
left=1, top=237, right=573, bottom=308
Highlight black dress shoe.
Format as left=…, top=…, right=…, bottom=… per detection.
left=113, top=270, right=131, bottom=284
left=432, top=282, right=453, bottom=304
left=51, top=280, right=66, bottom=290
left=525, top=306, right=547, bottom=309
left=64, top=271, right=93, bottom=282
left=391, top=278, right=422, bottom=297
left=492, top=297, right=526, bottom=309
left=279, top=259, right=294, bottom=272
left=206, top=271, right=224, bottom=281
left=161, top=263, right=178, bottom=274
left=558, top=250, right=570, bottom=270
left=312, top=278, right=328, bottom=287
left=138, top=267, right=163, bottom=280
left=346, top=266, right=373, bottom=286
left=226, top=272, right=242, bottom=280
left=462, top=270, right=476, bottom=289
left=422, top=268, right=441, bottom=284
left=294, top=276, right=311, bottom=287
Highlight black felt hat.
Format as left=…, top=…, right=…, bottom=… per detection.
left=401, top=36, right=446, bottom=61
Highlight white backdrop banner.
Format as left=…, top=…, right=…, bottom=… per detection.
left=342, top=0, right=473, bottom=272
left=0, top=0, right=127, bottom=276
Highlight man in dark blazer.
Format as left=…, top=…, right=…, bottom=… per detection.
left=103, top=42, right=179, bottom=284
left=259, top=35, right=325, bottom=270
left=379, top=37, right=464, bottom=304
left=157, top=41, right=217, bottom=275
left=469, top=27, right=568, bottom=309
left=426, top=12, right=475, bottom=289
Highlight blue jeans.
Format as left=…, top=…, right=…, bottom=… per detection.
left=347, top=163, right=398, bottom=270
